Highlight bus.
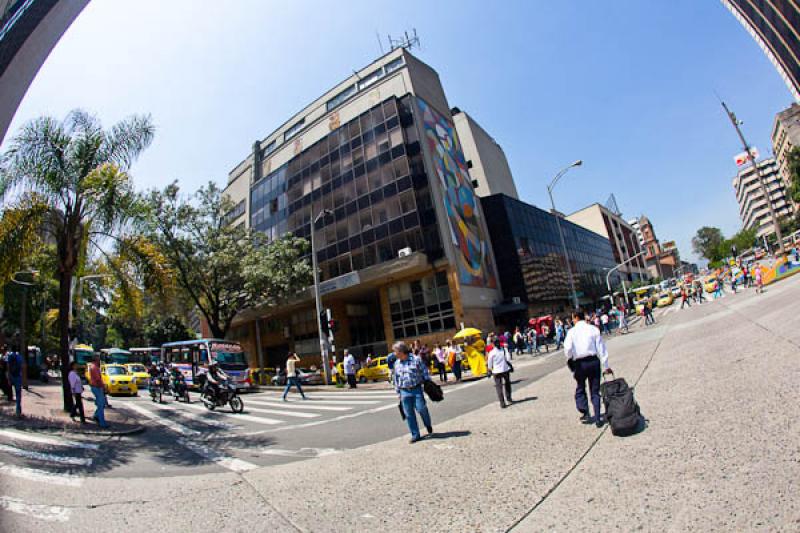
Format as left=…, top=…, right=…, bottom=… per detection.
left=129, top=347, right=162, bottom=365
left=100, top=347, right=134, bottom=364
left=161, top=339, right=254, bottom=391
left=70, top=343, right=95, bottom=381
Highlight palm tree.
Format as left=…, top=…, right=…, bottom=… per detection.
left=0, top=110, right=154, bottom=411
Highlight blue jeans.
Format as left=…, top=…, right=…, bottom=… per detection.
left=10, top=378, right=21, bottom=416
left=400, top=385, right=432, bottom=439
left=90, top=386, right=108, bottom=427
left=282, top=377, right=305, bottom=399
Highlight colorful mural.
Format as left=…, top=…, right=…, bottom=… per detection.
left=417, top=97, right=497, bottom=288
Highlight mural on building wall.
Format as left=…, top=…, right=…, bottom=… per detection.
left=417, top=97, right=497, bottom=289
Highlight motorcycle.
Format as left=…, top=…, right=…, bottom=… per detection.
left=198, top=375, right=243, bottom=413
left=170, top=373, right=190, bottom=403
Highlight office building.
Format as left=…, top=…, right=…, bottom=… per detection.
left=566, top=203, right=649, bottom=282
left=481, top=194, right=618, bottom=324
left=452, top=108, right=519, bottom=199
left=632, top=215, right=680, bottom=279
left=629, top=216, right=645, bottom=247
left=732, top=157, right=794, bottom=238
left=771, top=102, right=800, bottom=202
left=722, top=1, right=800, bottom=101
left=222, top=48, right=502, bottom=366
left=0, top=0, right=88, bottom=143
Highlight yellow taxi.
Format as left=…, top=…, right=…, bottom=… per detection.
left=86, top=364, right=138, bottom=396
left=357, top=356, right=390, bottom=383
left=656, top=291, right=674, bottom=307
left=703, top=276, right=718, bottom=294
left=124, top=363, right=150, bottom=389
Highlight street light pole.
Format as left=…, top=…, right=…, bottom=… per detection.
left=11, top=271, right=39, bottom=389
left=548, top=160, right=583, bottom=310
left=721, top=101, right=786, bottom=257
left=311, top=209, right=333, bottom=385
left=605, top=250, right=646, bottom=306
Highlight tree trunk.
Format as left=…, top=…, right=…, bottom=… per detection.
left=58, top=270, right=74, bottom=412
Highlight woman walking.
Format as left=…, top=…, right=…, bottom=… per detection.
left=445, top=340, right=463, bottom=382
left=433, top=343, right=447, bottom=383
left=487, top=343, right=513, bottom=408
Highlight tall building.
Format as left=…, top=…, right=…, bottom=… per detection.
left=771, top=102, right=800, bottom=201
left=635, top=215, right=680, bottom=279
left=451, top=108, right=519, bottom=199
left=628, top=217, right=645, bottom=246
left=222, top=48, right=503, bottom=367
left=732, top=157, right=794, bottom=237
left=566, top=203, right=649, bottom=282
left=722, top=0, right=800, bottom=101
left=0, top=0, right=88, bottom=143
left=481, top=194, right=618, bottom=324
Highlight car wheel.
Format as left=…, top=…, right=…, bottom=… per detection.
left=358, top=376, right=367, bottom=384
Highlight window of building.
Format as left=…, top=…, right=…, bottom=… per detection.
left=358, top=68, right=385, bottom=91
left=384, top=57, right=405, bottom=74
left=388, top=271, right=454, bottom=340
left=284, top=118, right=306, bottom=141
left=326, top=84, right=357, bottom=112
left=262, top=140, right=277, bottom=157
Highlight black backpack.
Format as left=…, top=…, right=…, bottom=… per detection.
left=600, top=375, right=641, bottom=436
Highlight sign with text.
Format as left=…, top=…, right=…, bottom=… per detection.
left=734, top=148, right=759, bottom=166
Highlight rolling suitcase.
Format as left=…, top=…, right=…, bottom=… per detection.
left=600, top=372, right=641, bottom=436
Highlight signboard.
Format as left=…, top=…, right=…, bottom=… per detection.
left=319, top=271, right=361, bottom=295
left=734, top=147, right=759, bottom=166
left=662, top=240, right=677, bottom=252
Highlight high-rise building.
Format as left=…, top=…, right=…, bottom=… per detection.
left=732, top=157, right=794, bottom=237
left=0, top=0, right=88, bottom=143
left=566, top=203, right=649, bottom=282
left=722, top=0, right=800, bottom=101
left=222, top=48, right=502, bottom=367
left=771, top=102, right=800, bottom=201
left=451, top=109, right=519, bottom=199
left=628, top=217, right=645, bottom=247
left=481, top=193, right=618, bottom=323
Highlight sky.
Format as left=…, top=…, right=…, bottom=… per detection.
left=3, top=0, right=795, bottom=263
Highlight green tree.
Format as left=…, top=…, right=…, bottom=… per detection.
left=0, top=110, right=154, bottom=410
left=142, top=181, right=312, bottom=339
left=692, top=226, right=725, bottom=262
left=143, top=315, right=195, bottom=346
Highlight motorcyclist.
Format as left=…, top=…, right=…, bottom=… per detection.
left=148, top=362, right=160, bottom=388
left=206, top=362, right=229, bottom=401
left=170, top=365, right=186, bottom=396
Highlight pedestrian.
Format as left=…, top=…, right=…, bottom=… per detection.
left=446, top=340, right=463, bottom=382
left=564, top=309, right=612, bottom=427
left=68, top=362, right=86, bottom=423
left=755, top=265, right=763, bottom=294
left=418, top=343, right=431, bottom=369
left=6, top=344, right=23, bottom=417
left=433, top=343, right=447, bottom=383
left=600, top=312, right=610, bottom=335
left=645, top=301, right=656, bottom=325
left=513, top=327, right=524, bottom=356
left=680, top=286, right=691, bottom=309
left=282, top=352, right=307, bottom=400
left=344, top=349, right=357, bottom=389
left=392, top=341, right=433, bottom=443
left=617, top=306, right=629, bottom=334
left=713, top=278, right=723, bottom=299
left=486, top=343, right=513, bottom=408
left=527, top=327, right=539, bottom=354
left=541, top=323, right=551, bottom=352
left=555, top=319, right=565, bottom=349
left=88, top=354, right=108, bottom=428
left=0, top=355, right=12, bottom=402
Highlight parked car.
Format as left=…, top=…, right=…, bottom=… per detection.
left=85, top=364, right=138, bottom=396
left=124, top=363, right=150, bottom=389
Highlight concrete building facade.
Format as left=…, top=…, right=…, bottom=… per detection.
left=566, top=203, right=648, bottom=282
left=732, top=157, right=794, bottom=238
left=452, top=109, right=519, bottom=199
left=222, top=48, right=502, bottom=367
left=771, top=102, right=800, bottom=204
left=0, top=0, right=88, bottom=144
left=635, top=215, right=679, bottom=279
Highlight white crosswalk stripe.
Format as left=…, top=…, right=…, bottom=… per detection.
left=148, top=401, right=238, bottom=429
left=0, top=496, right=71, bottom=522
left=0, top=429, right=100, bottom=450
left=178, top=401, right=284, bottom=425
left=246, top=398, right=352, bottom=411
left=0, top=443, right=92, bottom=466
left=0, top=462, right=84, bottom=487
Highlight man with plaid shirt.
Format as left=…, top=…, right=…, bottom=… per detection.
left=392, top=341, right=434, bottom=443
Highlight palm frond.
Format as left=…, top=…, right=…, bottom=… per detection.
left=0, top=195, right=50, bottom=285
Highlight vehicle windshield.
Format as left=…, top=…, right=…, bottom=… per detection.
left=210, top=342, right=247, bottom=365
left=106, top=366, right=127, bottom=375
left=74, top=350, right=93, bottom=364
left=128, top=365, right=147, bottom=373
left=109, top=354, right=131, bottom=364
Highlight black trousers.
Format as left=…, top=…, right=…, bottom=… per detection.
left=493, top=371, right=512, bottom=406
left=71, top=393, right=86, bottom=422
left=346, top=373, right=357, bottom=388
left=573, top=356, right=601, bottom=421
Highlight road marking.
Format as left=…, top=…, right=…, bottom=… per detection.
left=0, top=429, right=100, bottom=450
left=245, top=398, right=352, bottom=411
left=179, top=401, right=283, bottom=425
left=124, top=402, right=201, bottom=436
left=176, top=438, right=257, bottom=473
left=0, top=462, right=84, bottom=487
left=256, top=395, right=382, bottom=405
left=259, top=447, right=341, bottom=458
left=238, top=405, right=320, bottom=419
left=0, top=444, right=92, bottom=466
left=147, top=401, right=238, bottom=429
left=0, top=496, right=71, bottom=522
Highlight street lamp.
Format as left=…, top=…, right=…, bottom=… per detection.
left=605, top=250, right=646, bottom=308
left=548, top=160, right=583, bottom=309
left=310, top=208, right=333, bottom=385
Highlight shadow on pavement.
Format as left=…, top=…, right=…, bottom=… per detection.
left=510, top=396, right=538, bottom=405
left=428, top=430, right=471, bottom=440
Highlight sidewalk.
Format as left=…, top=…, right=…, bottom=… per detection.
left=241, top=276, right=800, bottom=532
left=0, top=381, right=144, bottom=436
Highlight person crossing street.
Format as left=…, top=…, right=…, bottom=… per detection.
left=392, top=341, right=433, bottom=444
left=564, top=309, right=612, bottom=428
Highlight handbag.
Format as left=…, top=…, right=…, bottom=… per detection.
left=423, top=380, right=444, bottom=402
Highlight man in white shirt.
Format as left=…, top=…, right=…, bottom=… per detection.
left=343, top=350, right=357, bottom=389
left=563, top=309, right=612, bottom=427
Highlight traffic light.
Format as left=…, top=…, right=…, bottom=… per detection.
left=328, top=319, right=338, bottom=333
left=320, top=310, right=330, bottom=335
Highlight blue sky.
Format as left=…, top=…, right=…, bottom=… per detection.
left=3, top=0, right=795, bottom=262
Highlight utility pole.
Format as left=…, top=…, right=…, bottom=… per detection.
left=548, top=160, right=583, bottom=309
left=721, top=101, right=786, bottom=256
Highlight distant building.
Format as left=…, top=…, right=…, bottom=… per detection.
left=221, top=48, right=503, bottom=367
left=771, top=103, right=800, bottom=205
left=732, top=157, right=794, bottom=238
left=628, top=216, right=645, bottom=247
left=0, top=0, right=88, bottom=143
left=722, top=0, right=800, bottom=101
left=481, top=194, right=618, bottom=324
left=566, top=203, right=649, bottom=282
left=633, top=215, right=680, bottom=279
left=451, top=108, right=519, bottom=199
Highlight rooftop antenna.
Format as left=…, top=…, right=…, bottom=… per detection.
left=387, top=28, right=420, bottom=52
left=375, top=31, right=384, bottom=55
left=605, top=193, right=622, bottom=216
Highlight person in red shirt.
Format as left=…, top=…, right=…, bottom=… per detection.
left=88, top=355, right=109, bottom=428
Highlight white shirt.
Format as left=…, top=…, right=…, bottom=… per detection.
left=486, top=347, right=511, bottom=374
left=564, top=320, right=609, bottom=370
left=601, top=314, right=609, bottom=324
left=344, top=354, right=356, bottom=375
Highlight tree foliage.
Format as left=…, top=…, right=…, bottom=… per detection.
left=691, top=226, right=724, bottom=261
left=692, top=226, right=758, bottom=264
left=142, top=181, right=312, bottom=339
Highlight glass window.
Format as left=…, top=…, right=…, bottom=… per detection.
left=389, top=128, right=404, bottom=148
left=262, top=140, right=277, bottom=157
left=387, top=271, right=453, bottom=340
left=384, top=57, right=404, bottom=74
left=358, top=68, right=385, bottom=91
left=284, top=118, right=305, bottom=141
left=326, top=84, right=357, bottom=112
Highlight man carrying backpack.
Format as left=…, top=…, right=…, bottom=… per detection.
left=564, top=309, right=611, bottom=428
left=6, top=344, right=24, bottom=417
